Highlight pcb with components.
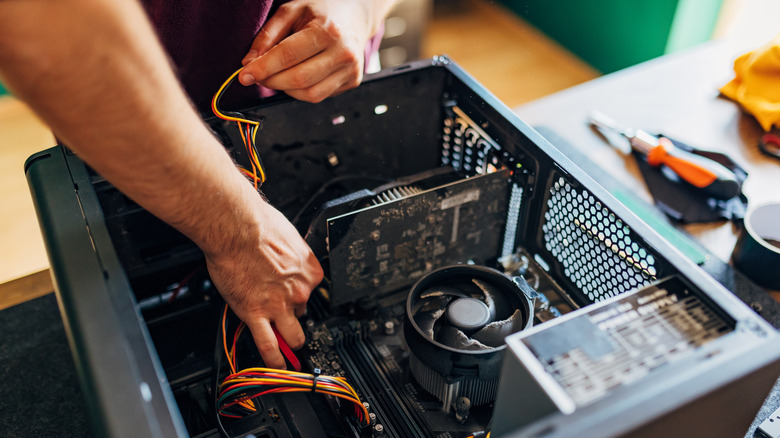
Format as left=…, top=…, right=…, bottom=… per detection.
left=326, top=169, right=511, bottom=306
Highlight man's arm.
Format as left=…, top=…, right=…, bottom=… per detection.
left=0, top=0, right=322, bottom=369
left=240, top=0, right=401, bottom=103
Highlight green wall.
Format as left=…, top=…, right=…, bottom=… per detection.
left=500, top=0, right=723, bottom=73
left=0, top=82, right=7, bottom=97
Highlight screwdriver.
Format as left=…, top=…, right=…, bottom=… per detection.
left=588, top=111, right=741, bottom=200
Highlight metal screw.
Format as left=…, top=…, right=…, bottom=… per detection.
left=326, top=152, right=340, bottom=167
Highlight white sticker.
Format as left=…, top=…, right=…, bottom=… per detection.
left=441, top=189, right=480, bottom=209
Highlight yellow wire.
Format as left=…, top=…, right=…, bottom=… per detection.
left=223, top=369, right=363, bottom=401
left=251, top=124, right=259, bottom=143
left=211, top=67, right=261, bottom=127
left=237, top=121, right=247, bottom=144
left=221, top=377, right=357, bottom=399
left=225, top=387, right=367, bottom=423
left=221, top=367, right=369, bottom=424
left=246, top=133, right=266, bottom=182
left=222, top=305, right=255, bottom=411
left=222, top=305, right=233, bottom=374
left=212, top=67, right=267, bottom=185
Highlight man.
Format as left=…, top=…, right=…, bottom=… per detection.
left=0, top=0, right=397, bottom=369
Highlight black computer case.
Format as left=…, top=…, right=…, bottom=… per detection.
left=25, top=57, right=780, bottom=438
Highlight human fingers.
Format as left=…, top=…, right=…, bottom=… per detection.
left=239, top=27, right=327, bottom=86
left=295, top=301, right=307, bottom=318
left=274, top=311, right=306, bottom=350
left=241, top=3, right=305, bottom=65
left=260, top=46, right=361, bottom=94
left=282, top=65, right=360, bottom=103
left=245, top=318, right=287, bottom=370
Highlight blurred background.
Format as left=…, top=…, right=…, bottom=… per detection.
left=380, top=0, right=780, bottom=108
left=1, top=0, right=780, bottom=294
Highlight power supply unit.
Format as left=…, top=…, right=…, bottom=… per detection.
left=493, top=275, right=777, bottom=437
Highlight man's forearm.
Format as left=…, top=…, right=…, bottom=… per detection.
left=0, top=0, right=324, bottom=369
left=0, top=0, right=259, bottom=257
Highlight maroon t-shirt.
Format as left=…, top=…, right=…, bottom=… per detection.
left=142, top=0, right=279, bottom=112
left=141, top=0, right=382, bottom=114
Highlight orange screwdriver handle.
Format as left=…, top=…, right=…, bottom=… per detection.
left=646, top=139, right=716, bottom=187
left=645, top=138, right=741, bottom=199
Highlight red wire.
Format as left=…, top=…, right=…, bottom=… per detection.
left=231, top=322, right=244, bottom=370
left=221, top=378, right=345, bottom=397
left=242, top=123, right=262, bottom=189
left=272, top=326, right=302, bottom=371
left=221, top=387, right=291, bottom=410
left=168, top=267, right=200, bottom=303
left=219, top=413, right=242, bottom=419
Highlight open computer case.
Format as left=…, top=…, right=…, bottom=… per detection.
left=25, top=57, right=780, bottom=437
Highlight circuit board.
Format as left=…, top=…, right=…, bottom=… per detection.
left=327, top=169, right=512, bottom=306
left=301, top=295, right=495, bottom=438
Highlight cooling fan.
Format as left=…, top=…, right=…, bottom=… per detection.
left=404, top=265, right=536, bottom=415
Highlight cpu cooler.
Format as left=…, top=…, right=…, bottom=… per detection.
left=404, top=265, right=536, bottom=414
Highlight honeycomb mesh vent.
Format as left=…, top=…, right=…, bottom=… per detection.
left=542, top=176, right=657, bottom=303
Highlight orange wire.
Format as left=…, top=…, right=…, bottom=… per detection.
left=211, top=67, right=266, bottom=186
left=221, top=304, right=256, bottom=411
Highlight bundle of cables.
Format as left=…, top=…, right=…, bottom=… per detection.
left=217, top=367, right=369, bottom=423
left=216, top=304, right=369, bottom=427
left=211, top=67, right=266, bottom=189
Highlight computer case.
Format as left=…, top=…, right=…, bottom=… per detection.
left=25, top=57, right=780, bottom=437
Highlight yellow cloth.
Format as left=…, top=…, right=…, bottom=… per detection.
left=720, top=34, right=780, bottom=131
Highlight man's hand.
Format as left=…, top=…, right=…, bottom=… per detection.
left=238, top=0, right=394, bottom=103
left=205, top=201, right=323, bottom=369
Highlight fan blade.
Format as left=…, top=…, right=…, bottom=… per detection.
left=472, top=279, right=502, bottom=320
left=471, top=309, right=525, bottom=347
left=419, top=285, right=470, bottom=300
left=414, top=308, right=445, bottom=338
left=414, top=284, right=471, bottom=315
left=413, top=294, right=451, bottom=315
left=437, top=324, right=490, bottom=351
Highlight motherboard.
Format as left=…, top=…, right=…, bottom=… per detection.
left=141, top=245, right=575, bottom=438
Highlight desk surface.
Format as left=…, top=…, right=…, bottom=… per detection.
left=0, top=99, right=53, bottom=283
left=515, top=38, right=779, bottom=288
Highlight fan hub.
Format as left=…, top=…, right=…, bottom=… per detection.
left=446, top=298, right=491, bottom=332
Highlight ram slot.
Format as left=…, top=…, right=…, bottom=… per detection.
left=335, top=338, right=433, bottom=438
